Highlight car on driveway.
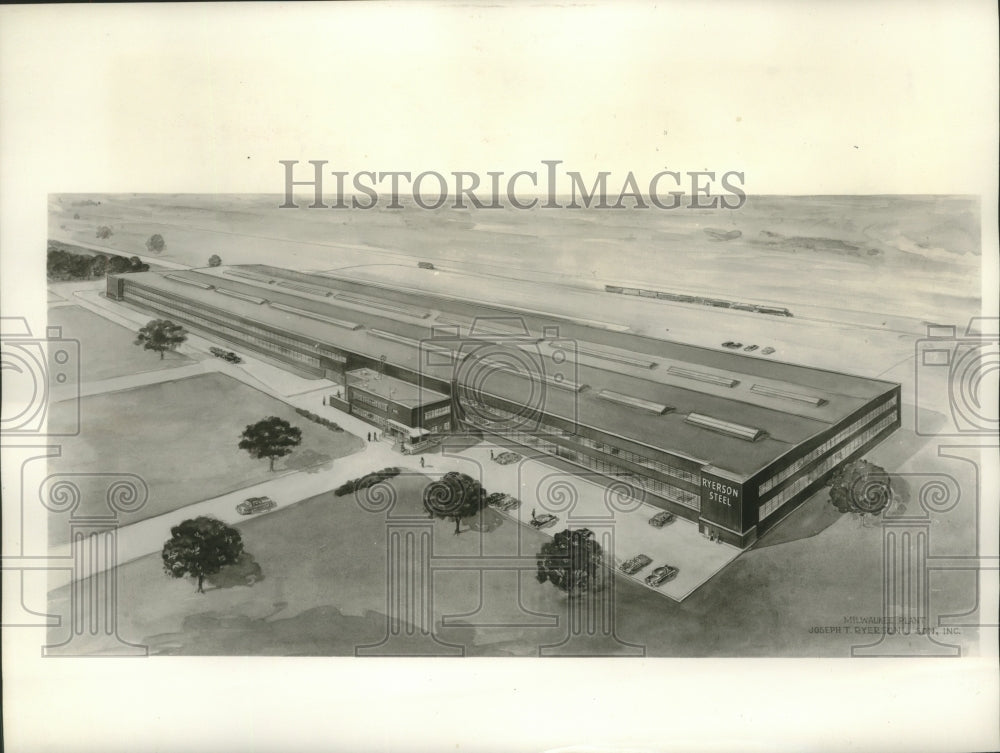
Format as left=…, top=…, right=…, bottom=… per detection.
left=486, top=493, right=521, bottom=512
left=529, top=512, right=558, bottom=529
left=236, top=496, right=277, bottom=515
left=619, top=554, right=653, bottom=575
left=644, top=565, right=679, bottom=587
left=648, top=511, right=676, bottom=528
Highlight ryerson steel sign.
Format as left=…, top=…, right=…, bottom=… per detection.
left=700, top=472, right=744, bottom=531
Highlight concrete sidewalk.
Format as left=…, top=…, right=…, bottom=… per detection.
left=446, top=441, right=740, bottom=601
left=47, top=422, right=739, bottom=602
left=47, top=287, right=742, bottom=602
left=45, top=437, right=418, bottom=591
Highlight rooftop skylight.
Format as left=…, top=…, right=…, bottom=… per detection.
left=597, top=389, right=671, bottom=415
left=684, top=412, right=763, bottom=441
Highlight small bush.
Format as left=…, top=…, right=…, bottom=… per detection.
left=493, top=451, right=521, bottom=466
left=294, top=407, right=343, bottom=433
left=335, top=467, right=401, bottom=497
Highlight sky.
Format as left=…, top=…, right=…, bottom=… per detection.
left=1, top=1, right=997, bottom=196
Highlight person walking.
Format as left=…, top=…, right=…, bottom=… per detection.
left=420, top=456, right=425, bottom=468
left=367, top=432, right=371, bottom=442
left=490, top=449, right=494, bottom=460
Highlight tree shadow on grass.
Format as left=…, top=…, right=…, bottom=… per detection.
left=205, top=552, right=264, bottom=590
left=753, top=489, right=843, bottom=549
left=282, top=449, right=334, bottom=474
left=757, top=475, right=912, bottom=550
left=467, top=507, right=504, bottom=533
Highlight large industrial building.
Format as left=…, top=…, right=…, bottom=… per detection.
left=107, top=264, right=901, bottom=548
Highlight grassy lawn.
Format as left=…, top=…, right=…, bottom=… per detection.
left=46, top=443, right=980, bottom=656
left=48, top=304, right=193, bottom=384
left=46, top=372, right=364, bottom=545
left=47, top=471, right=574, bottom=655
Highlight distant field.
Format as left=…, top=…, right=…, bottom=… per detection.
left=48, top=304, right=193, bottom=384
left=46, top=372, right=364, bottom=545
left=48, top=193, right=981, bottom=326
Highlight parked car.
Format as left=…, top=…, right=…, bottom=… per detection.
left=486, top=493, right=522, bottom=512
left=236, top=496, right=277, bottom=515
left=761, top=347, right=776, bottom=355
left=648, top=511, right=676, bottom=528
left=619, top=554, right=653, bottom=575
left=721, top=341, right=743, bottom=349
left=743, top=344, right=759, bottom=352
left=645, top=565, right=679, bottom=587
left=209, top=346, right=243, bottom=364
left=529, top=512, right=558, bottom=529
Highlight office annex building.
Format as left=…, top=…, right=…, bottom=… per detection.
left=107, top=264, right=901, bottom=548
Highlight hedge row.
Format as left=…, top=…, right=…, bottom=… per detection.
left=334, top=467, right=402, bottom=496
left=295, top=407, right=343, bottom=433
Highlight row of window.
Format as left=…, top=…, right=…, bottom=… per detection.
left=423, top=406, right=451, bottom=420
left=352, top=407, right=388, bottom=430
left=758, top=413, right=898, bottom=521
left=352, top=392, right=389, bottom=411
left=428, top=421, right=451, bottom=434
left=759, top=395, right=898, bottom=495
left=469, top=403, right=700, bottom=485
left=466, top=414, right=701, bottom=511
left=125, top=286, right=322, bottom=368
left=126, top=284, right=319, bottom=359
left=574, top=434, right=700, bottom=484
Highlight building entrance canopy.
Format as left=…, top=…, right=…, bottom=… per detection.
left=387, top=418, right=431, bottom=439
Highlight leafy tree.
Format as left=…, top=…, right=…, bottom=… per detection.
left=239, top=416, right=303, bottom=471
left=208, top=254, right=222, bottom=267
left=423, top=471, right=486, bottom=534
left=91, top=254, right=108, bottom=277
left=536, top=528, right=605, bottom=596
left=828, top=458, right=892, bottom=518
left=146, top=233, right=166, bottom=254
left=134, top=319, right=187, bottom=359
left=96, top=225, right=113, bottom=239
left=162, top=517, right=244, bottom=593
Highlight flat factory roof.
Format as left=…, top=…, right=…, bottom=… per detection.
left=347, top=367, right=449, bottom=408
left=113, top=267, right=898, bottom=478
